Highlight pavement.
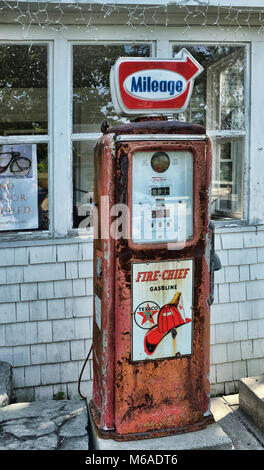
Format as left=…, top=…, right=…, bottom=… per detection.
left=0, top=399, right=89, bottom=450
left=0, top=394, right=263, bottom=451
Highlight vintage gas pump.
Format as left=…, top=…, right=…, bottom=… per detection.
left=89, top=52, right=216, bottom=441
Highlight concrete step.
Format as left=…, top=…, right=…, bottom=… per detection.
left=211, top=394, right=264, bottom=450
left=0, top=361, right=12, bottom=408
left=239, top=375, right=264, bottom=435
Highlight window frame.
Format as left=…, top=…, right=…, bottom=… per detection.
left=170, top=41, right=250, bottom=226
left=0, top=39, right=53, bottom=241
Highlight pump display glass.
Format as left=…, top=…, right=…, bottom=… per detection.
left=132, top=150, right=193, bottom=244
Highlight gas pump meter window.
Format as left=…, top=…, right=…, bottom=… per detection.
left=132, top=150, right=193, bottom=244
left=151, top=151, right=170, bottom=173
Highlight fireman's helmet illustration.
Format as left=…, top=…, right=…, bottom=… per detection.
left=144, top=292, right=191, bottom=355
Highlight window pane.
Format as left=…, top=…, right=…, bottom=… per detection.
left=73, top=140, right=96, bottom=229
left=0, top=45, right=48, bottom=136
left=0, top=143, right=49, bottom=231
left=211, top=138, right=243, bottom=219
left=37, top=144, right=49, bottom=230
left=219, top=55, right=245, bottom=130
left=173, top=45, right=245, bottom=131
left=73, top=44, right=151, bottom=133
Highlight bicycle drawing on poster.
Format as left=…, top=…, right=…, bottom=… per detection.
left=0, top=144, right=38, bottom=231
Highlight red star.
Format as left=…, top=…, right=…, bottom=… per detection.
left=138, top=304, right=158, bottom=326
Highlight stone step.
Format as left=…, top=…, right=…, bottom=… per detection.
left=0, top=361, right=12, bottom=408
left=239, top=375, right=264, bottom=434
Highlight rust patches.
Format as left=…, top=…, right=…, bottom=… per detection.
left=121, top=393, right=154, bottom=424
left=133, top=115, right=168, bottom=123
left=115, top=147, right=129, bottom=206
left=116, top=257, right=130, bottom=301
left=107, top=119, right=205, bottom=136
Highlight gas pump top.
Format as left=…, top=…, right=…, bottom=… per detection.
left=104, top=116, right=206, bottom=137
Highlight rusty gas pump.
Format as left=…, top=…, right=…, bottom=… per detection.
left=88, top=52, right=219, bottom=441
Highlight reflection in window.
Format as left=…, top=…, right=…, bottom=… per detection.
left=173, top=44, right=246, bottom=219
left=206, top=49, right=245, bottom=132
left=173, top=45, right=245, bottom=131
left=212, top=138, right=243, bottom=218
left=0, top=45, right=48, bottom=136
left=73, top=140, right=96, bottom=229
left=37, top=144, right=49, bottom=230
left=219, top=55, right=245, bottom=130
left=73, top=44, right=151, bottom=133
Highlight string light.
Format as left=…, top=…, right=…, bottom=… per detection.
left=0, top=1, right=264, bottom=39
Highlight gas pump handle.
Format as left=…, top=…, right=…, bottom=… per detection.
left=213, top=252, right=222, bottom=271
left=209, top=223, right=222, bottom=305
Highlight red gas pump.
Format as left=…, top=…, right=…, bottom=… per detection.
left=88, top=52, right=215, bottom=441
left=89, top=117, right=213, bottom=440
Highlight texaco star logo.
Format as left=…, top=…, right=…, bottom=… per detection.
left=134, top=301, right=160, bottom=330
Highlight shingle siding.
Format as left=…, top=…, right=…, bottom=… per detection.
left=210, top=226, right=264, bottom=396
left=0, top=239, right=93, bottom=401
left=0, top=229, right=263, bottom=400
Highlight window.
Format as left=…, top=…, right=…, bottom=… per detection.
left=72, top=43, right=151, bottom=229
left=173, top=45, right=247, bottom=220
left=0, top=44, right=49, bottom=233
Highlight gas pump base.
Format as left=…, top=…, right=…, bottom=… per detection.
left=88, top=405, right=232, bottom=450
left=88, top=400, right=214, bottom=442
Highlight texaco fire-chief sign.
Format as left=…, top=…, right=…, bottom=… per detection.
left=132, top=259, right=193, bottom=362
